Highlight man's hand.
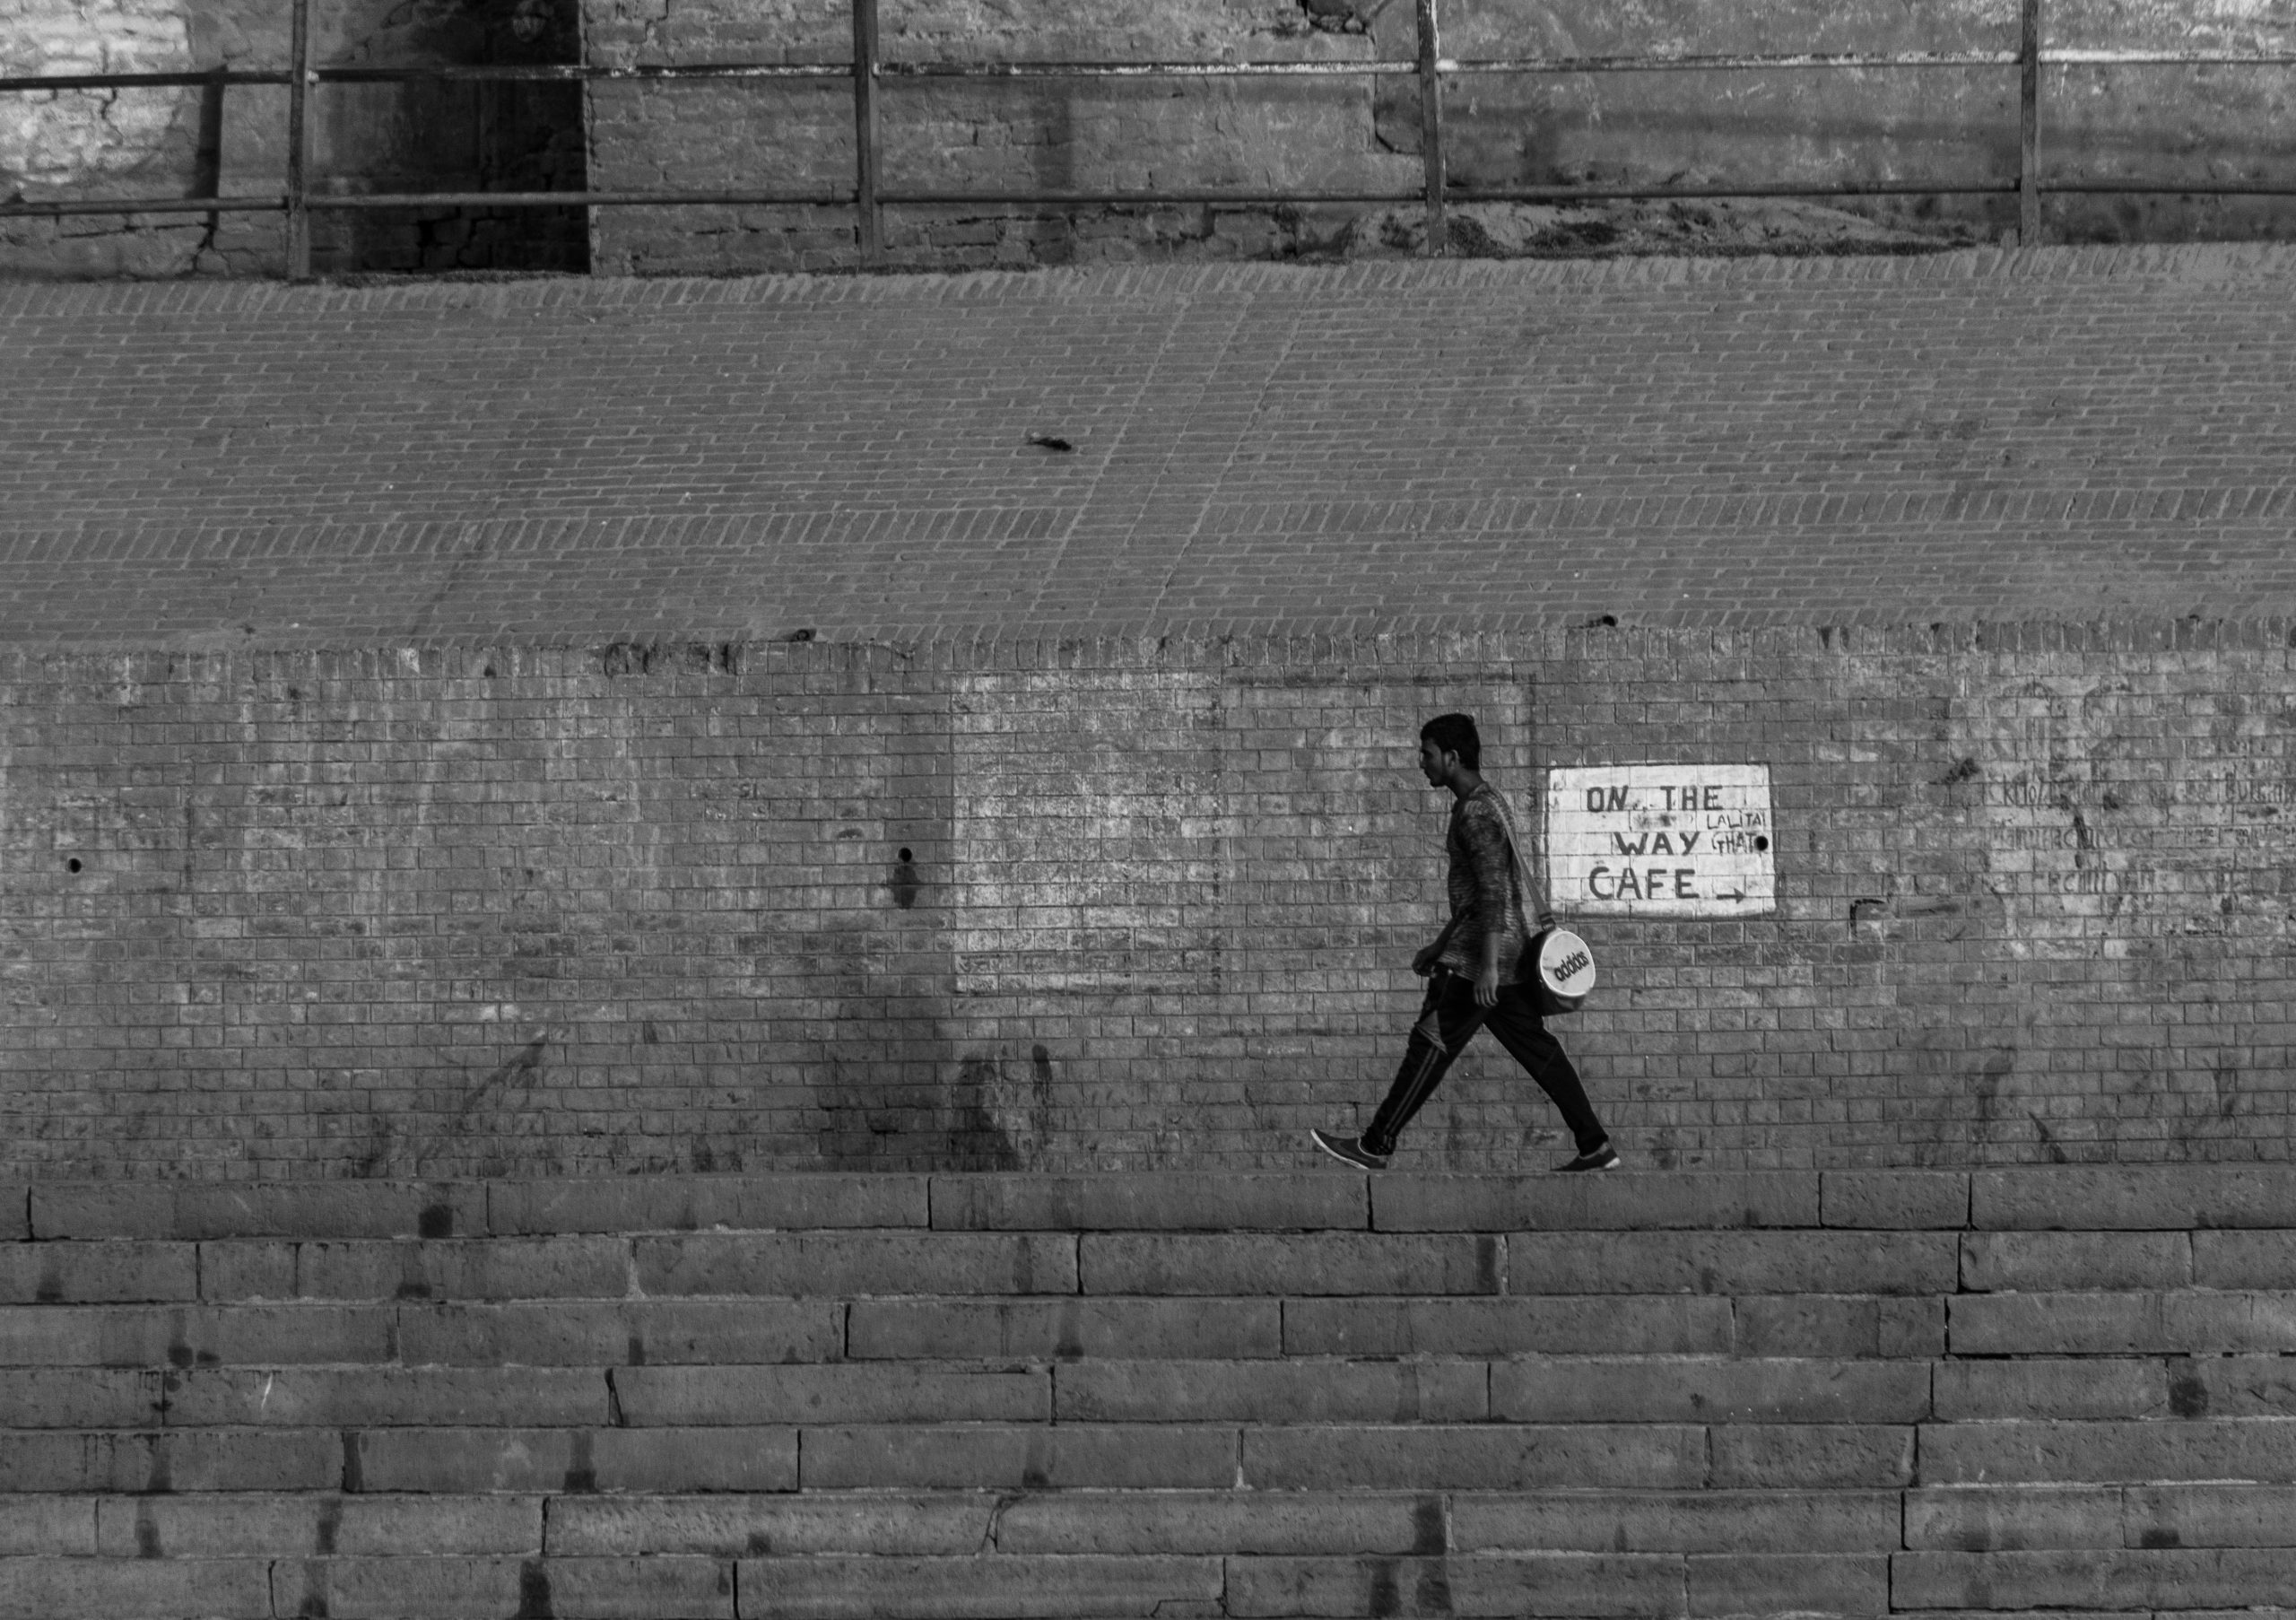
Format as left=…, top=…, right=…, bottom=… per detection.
left=1474, top=960, right=1502, bottom=1006
left=1411, top=942, right=1443, bottom=977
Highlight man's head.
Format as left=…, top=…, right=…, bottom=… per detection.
left=1418, top=712, right=1481, bottom=786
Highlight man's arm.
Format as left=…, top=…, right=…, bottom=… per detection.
left=1460, top=797, right=1515, bottom=1006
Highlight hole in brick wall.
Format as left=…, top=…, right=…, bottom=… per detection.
left=899, top=848, right=913, bottom=862
left=1753, top=835, right=1769, bottom=852
left=65, top=858, right=81, bottom=875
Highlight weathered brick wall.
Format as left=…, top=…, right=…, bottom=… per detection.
left=5, top=623, right=2291, bottom=1181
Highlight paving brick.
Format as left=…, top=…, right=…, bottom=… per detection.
left=1080, top=1234, right=1498, bottom=1295
left=1707, top=1424, right=1915, bottom=1488
left=1960, top=1231, right=2191, bottom=1293
left=1491, top=1355, right=1929, bottom=1424
left=1892, top=1548, right=2296, bottom=1610
left=1450, top=1489, right=1898, bottom=1555
left=549, top=1494, right=993, bottom=1556
left=1950, top=1292, right=2296, bottom=1355
left=798, top=1425, right=1237, bottom=1490
left=0, top=1499, right=93, bottom=1555
left=1055, top=1358, right=1485, bottom=1424
left=0, top=1368, right=160, bottom=1427
left=848, top=1298, right=1280, bottom=1361
left=1508, top=1232, right=1955, bottom=1295
left=1731, top=1294, right=1944, bottom=1358
left=2125, top=1484, right=2296, bottom=1548
left=0, top=1430, right=338, bottom=1493
left=0, top=1195, right=26, bottom=1245
left=932, top=1173, right=1363, bottom=1232
left=33, top=1182, right=487, bottom=1241
left=2196, top=1232, right=2296, bottom=1290
left=1684, top=1551, right=1888, bottom=1616
left=489, top=1174, right=928, bottom=1235
left=2176, top=1354, right=2296, bottom=1419
left=92, top=1493, right=542, bottom=1556
left=280, top=1554, right=735, bottom=1620
left=738, top=1554, right=1223, bottom=1618
left=352, top=1427, right=796, bottom=1494
left=1820, top=1171, right=1970, bottom=1230
left=1919, top=1419, right=2296, bottom=1485
left=0, top=1242, right=196, bottom=1304
left=295, top=1236, right=630, bottom=1302
left=1972, top=1167, right=2296, bottom=1231
left=1902, top=1485, right=2126, bottom=1551
left=196, top=1241, right=297, bottom=1302
left=617, top=1364, right=1047, bottom=1424
left=1225, top=1553, right=1685, bottom=1618
left=396, top=1299, right=845, bottom=1366
left=1241, top=1425, right=1707, bottom=1491
left=1371, top=1172, right=1817, bottom=1232
left=992, top=1493, right=1436, bottom=1556
left=0, top=1557, right=273, bottom=1620
left=164, top=1366, right=609, bottom=1426
left=1933, top=1358, right=2166, bottom=1421
left=1283, top=1295, right=1729, bottom=1357
left=635, top=1233, right=1077, bottom=1297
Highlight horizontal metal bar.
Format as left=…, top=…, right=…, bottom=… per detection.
left=2042, top=179, right=2296, bottom=193
left=0, top=195, right=285, bottom=216
left=316, top=61, right=850, bottom=83
left=878, top=59, right=1417, bottom=77
left=1453, top=180, right=2021, bottom=199
left=309, top=189, right=848, bottom=207
left=1443, top=50, right=2020, bottom=72
left=2048, top=48, right=2296, bottom=65
left=877, top=189, right=1422, bottom=205
left=0, top=69, right=290, bottom=91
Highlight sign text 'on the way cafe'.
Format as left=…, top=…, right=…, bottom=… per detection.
left=1544, top=764, right=1777, bottom=918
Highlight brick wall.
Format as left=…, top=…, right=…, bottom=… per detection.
left=5, top=622, right=2292, bottom=1181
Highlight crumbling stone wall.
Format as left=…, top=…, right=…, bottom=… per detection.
left=5, top=623, right=2292, bottom=1181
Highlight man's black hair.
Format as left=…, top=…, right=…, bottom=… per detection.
left=1420, top=712, right=1481, bottom=771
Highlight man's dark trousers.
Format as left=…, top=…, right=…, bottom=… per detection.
left=1361, top=970, right=1606, bottom=1158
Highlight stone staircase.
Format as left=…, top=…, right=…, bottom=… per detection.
left=3, top=1167, right=2295, bottom=1617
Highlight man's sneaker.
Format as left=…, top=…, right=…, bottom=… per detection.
left=1556, top=1143, right=1621, bottom=1172
left=1311, top=1129, right=1390, bottom=1171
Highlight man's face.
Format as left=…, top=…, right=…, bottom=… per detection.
left=1419, top=738, right=1452, bottom=787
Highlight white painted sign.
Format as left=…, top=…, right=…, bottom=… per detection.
left=1544, top=764, right=1777, bottom=918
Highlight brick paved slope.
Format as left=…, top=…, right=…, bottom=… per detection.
left=8, top=1166, right=2296, bottom=1617
left=2, top=245, right=2292, bottom=648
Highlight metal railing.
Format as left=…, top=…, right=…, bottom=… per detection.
left=3, top=0, right=2292, bottom=275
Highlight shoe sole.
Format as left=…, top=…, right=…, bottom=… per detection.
left=1310, top=1132, right=1387, bottom=1171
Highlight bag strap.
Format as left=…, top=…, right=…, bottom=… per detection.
left=1485, top=783, right=1555, bottom=930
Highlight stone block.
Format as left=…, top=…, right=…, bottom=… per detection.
left=1971, top=1166, right=2296, bottom=1231
left=396, top=1299, right=845, bottom=1366
left=352, top=1427, right=796, bottom=1494
left=1902, top=1485, right=2126, bottom=1551
left=2196, top=1232, right=2296, bottom=1290
left=848, top=1298, right=1280, bottom=1361
left=548, top=1494, right=993, bottom=1556
left=1452, top=1488, right=1898, bottom=1554
left=1509, top=1232, right=1955, bottom=1295
left=0, top=1498, right=93, bottom=1555
left=0, top=1242, right=196, bottom=1304
left=1055, top=1358, right=1485, bottom=1424
left=295, top=1236, right=629, bottom=1302
left=1707, top=1424, right=1915, bottom=1488
left=1241, top=1424, right=1707, bottom=1491
left=2125, top=1484, right=2296, bottom=1548
left=0, top=1558, right=273, bottom=1620
left=1283, top=1295, right=1729, bottom=1357
left=635, top=1232, right=1078, bottom=1297
left=1372, top=1172, right=1817, bottom=1232
left=280, top=1554, right=735, bottom=1619
left=489, top=1174, right=928, bottom=1234
left=1225, top=1553, right=1685, bottom=1617
left=93, top=1494, right=543, bottom=1556
left=32, top=1182, right=488, bottom=1241
left=1492, top=1355, right=1928, bottom=1424
left=1961, top=1231, right=2190, bottom=1292
left=173, top=1303, right=397, bottom=1366
left=798, top=1425, right=1237, bottom=1490
left=1891, top=1547, right=2296, bottom=1610
left=0, top=1191, right=28, bottom=1243
left=1079, top=1233, right=1498, bottom=1295
left=1731, top=1294, right=1944, bottom=1358
left=0, top=1369, right=160, bottom=1427
left=1918, top=1419, right=2296, bottom=1485
left=1949, top=1292, right=2296, bottom=1355
left=1821, top=1171, right=1970, bottom=1230
left=737, top=1554, right=1223, bottom=1618
left=26, top=1186, right=170, bottom=1241
left=0, top=1430, right=338, bottom=1493
left=1684, top=1552, right=1888, bottom=1616
left=932, top=1172, right=1363, bottom=1232
left=164, top=1366, right=609, bottom=1427
left=993, top=1493, right=1435, bottom=1556
left=616, top=1364, right=1048, bottom=1425
left=1932, top=1358, right=2167, bottom=1421
left=2178, top=1354, right=2296, bottom=1418
left=196, top=1242, right=297, bottom=1302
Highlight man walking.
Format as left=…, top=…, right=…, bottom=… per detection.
left=1312, top=713, right=1619, bottom=1172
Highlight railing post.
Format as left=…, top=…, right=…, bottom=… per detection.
left=1415, top=0, right=1446, bottom=255
left=2018, top=0, right=2040, bottom=245
left=851, top=0, right=882, bottom=267
left=285, top=0, right=312, bottom=278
